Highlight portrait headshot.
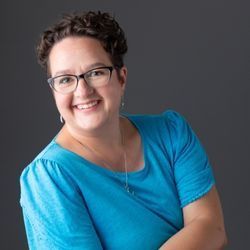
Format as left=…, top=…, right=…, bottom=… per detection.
left=1, top=1, right=249, bottom=249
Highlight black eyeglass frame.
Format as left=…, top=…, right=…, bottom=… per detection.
left=47, top=66, right=114, bottom=94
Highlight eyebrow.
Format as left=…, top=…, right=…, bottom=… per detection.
left=53, top=62, right=109, bottom=77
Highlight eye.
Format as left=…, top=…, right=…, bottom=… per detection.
left=57, top=76, right=75, bottom=85
left=87, top=69, right=106, bottom=78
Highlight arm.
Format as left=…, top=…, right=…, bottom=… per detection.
left=20, top=159, right=103, bottom=250
left=159, top=186, right=227, bottom=250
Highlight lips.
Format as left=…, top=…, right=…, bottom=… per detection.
left=74, top=100, right=100, bottom=110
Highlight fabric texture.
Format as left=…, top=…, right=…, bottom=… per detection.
left=20, top=110, right=215, bottom=250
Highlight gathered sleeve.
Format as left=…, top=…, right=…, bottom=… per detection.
left=20, top=159, right=103, bottom=250
left=164, top=111, right=215, bottom=208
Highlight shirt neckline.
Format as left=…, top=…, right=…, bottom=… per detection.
left=52, top=113, right=149, bottom=179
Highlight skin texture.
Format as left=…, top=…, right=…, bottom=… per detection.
left=159, top=186, right=228, bottom=249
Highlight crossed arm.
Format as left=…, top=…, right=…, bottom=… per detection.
left=21, top=161, right=227, bottom=249
left=159, top=186, right=227, bottom=250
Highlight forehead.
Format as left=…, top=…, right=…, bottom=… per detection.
left=48, top=36, right=112, bottom=75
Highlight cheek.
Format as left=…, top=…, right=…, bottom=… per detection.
left=54, top=93, right=72, bottom=111
left=107, top=86, right=123, bottom=110
left=105, top=82, right=123, bottom=100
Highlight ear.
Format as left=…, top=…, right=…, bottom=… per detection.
left=118, top=66, right=127, bottom=94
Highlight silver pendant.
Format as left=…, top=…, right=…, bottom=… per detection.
left=125, top=185, right=135, bottom=195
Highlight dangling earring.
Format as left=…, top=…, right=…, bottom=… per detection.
left=60, top=114, right=64, bottom=124
left=120, top=96, right=125, bottom=110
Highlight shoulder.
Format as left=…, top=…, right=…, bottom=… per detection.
left=21, top=157, right=60, bottom=181
left=20, top=139, right=58, bottom=178
left=20, top=158, right=70, bottom=191
left=161, top=110, right=193, bottom=142
left=21, top=138, right=77, bottom=178
left=125, top=109, right=186, bottom=124
left=124, top=109, right=189, bottom=137
left=20, top=140, right=78, bottom=195
left=20, top=156, right=80, bottom=209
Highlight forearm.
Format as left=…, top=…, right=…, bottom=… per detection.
left=159, top=218, right=227, bottom=250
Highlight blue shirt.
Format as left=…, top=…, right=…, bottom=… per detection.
left=20, top=110, right=215, bottom=250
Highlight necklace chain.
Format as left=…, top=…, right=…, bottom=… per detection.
left=75, top=124, right=134, bottom=195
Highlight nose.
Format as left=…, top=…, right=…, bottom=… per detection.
left=74, top=78, right=94, bottom=97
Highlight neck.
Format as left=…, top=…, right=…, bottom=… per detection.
left=62, top=116, right=125, bottom=154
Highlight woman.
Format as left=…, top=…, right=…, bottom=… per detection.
left=20, top=11, right=227, bottom=249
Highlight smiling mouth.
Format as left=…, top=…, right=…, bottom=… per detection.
left=74, top=100, right=100, bottom=110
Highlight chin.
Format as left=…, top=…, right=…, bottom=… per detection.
left=74, top=113, right=109, bottom=133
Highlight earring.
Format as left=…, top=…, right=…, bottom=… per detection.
left=120, top=96, right=125, bottom=110
left=60, top=114, right=64, bottom=123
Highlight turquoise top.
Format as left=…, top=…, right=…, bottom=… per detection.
left=20, top=110, right=215, bottom=250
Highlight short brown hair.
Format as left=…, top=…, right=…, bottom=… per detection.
left=36, top=11, right=128, bottom=74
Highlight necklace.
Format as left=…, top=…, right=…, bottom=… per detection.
left=75, top=123, right=135, bottom=195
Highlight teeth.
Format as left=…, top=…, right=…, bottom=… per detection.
left=76, top=101, right=98, bottom=110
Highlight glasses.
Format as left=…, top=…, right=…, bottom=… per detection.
left=47, top=66, right=114, bottom=94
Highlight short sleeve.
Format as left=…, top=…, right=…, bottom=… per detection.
left=164, top=110, right=215, bottom=208
left=20, top=159, right=103, bottom=250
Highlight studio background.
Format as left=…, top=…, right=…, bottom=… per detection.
left=1, top=0, right=249, bottom=249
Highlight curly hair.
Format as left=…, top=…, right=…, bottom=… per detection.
left=36, top=11, right=128, bottom=74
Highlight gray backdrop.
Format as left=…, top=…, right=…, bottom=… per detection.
left=1, top=0, right=249, bottom=249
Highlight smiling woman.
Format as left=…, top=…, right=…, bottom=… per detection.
left=48, top=35, right=127, bottom=134
left=19, top=11, right=227, bottom=250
